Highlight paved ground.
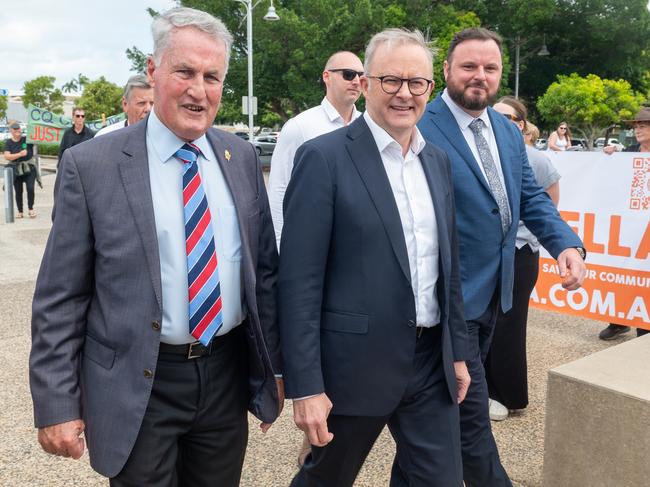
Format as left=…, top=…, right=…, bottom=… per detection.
left=0, top=169, right=632, bottom=486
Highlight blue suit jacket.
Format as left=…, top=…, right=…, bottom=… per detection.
left=278, top=117, right=469, bottom=416
left=418, top=95, right=583, bottom=321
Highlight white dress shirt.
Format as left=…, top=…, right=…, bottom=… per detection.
left=146, top=110, right=245, bottom=344
left=268, top=97, right=361, bottom=248
left=363, top=112, right=440, bottom=327
left=95, top=120, right=127, bottom=137
left=441, top=89, right=510, bottom=209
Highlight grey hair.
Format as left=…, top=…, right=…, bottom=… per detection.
left=151, top=7, right=233, bottom=71
left=123, top=74, right=152, bottom=101
left=364, top=28, right=434, bottom=74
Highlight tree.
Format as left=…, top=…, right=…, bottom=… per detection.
left=0, top=95, right=7, bottom=120
left=126, top=46, right=149, bottom=74
left=22, top=76, right=65, bottom=113
left=62, top=73, right=90, bottom=94
left=537, top=73, right=643, bottom=148
left=78, top=77, right=123, bottom=120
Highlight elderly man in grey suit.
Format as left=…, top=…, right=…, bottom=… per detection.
left=29, top=7, right=283, bottom=487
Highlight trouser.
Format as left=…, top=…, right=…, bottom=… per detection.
left=293, top=326, right=463, bottom=487
left=110, top=327, right=249, bottom=487
left=14, top=168, right=36, bottom=212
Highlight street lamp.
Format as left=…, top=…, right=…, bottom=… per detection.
left=233, top=0, right=280, bottom=141
left=513, top=34, right=550, bottom=99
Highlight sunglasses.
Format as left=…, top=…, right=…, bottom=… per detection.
left=501, top=113, right=522, bottom=122
left=75, top=114, right=86, bottom=118
left=559, top=126, right=567, bottom=130
left=328, top=68, right=364, bottom=81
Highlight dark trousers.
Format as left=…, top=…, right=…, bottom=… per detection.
left=14, top=169, right=36, bottom=212
left=458, top=298, right=513, bottom=486
left=292, top=326, right=463, bottom=487
left=110, top=327, right=249, bottom=487
left=486, top=246, right=539, bottom=410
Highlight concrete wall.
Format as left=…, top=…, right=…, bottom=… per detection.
left=543, top=334, right=650, bottom=486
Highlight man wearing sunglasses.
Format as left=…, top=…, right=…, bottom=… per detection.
left=268, top=51, right=363, bottom=248
left=58, top=107, right=95, bottom=163
left=279, top=28, right=470, bottom=486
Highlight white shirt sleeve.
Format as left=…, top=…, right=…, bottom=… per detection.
left=268, top=118, right=304, bottom=249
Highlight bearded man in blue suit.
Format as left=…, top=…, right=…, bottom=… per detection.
left=413, top=28, right=587, bottom=486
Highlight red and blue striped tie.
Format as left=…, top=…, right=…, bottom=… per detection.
left=175, top=143, right=223, bottom=346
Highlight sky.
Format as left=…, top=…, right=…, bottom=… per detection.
left=0, top=0, right=177, bottom=94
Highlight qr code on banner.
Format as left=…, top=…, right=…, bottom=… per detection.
left=630, top=157, right=650, bottom=210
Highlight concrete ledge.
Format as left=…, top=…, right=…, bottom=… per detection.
left=543, top=334, right=650, bottom=486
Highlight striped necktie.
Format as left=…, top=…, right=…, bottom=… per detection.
left=174, top=143, right=223, bottom=346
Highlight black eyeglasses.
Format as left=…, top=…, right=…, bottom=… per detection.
left=328, top=68, right=364, bottom=81
left=501, top=113, right=522, bottom=122
left=366, top=75, right=432, bottom=96
left=75, top=114, right=86, bottom=118
left=558, top=126, right=567, bottom=130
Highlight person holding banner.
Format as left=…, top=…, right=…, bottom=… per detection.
left=547, top=121, right=572, bottom=152
left=4, top=122, right=37, bottom=218
left=57, top=107, right=94, bottom=163
left=95, top=75, right=153, bottom=137
left=599, top=106, right=650, bottom=340
left=485, top=97, right=561, bottom=421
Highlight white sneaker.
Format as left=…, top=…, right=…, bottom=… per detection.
left=489, top=399, right=508, bottom=421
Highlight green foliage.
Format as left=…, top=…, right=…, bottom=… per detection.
left=0, top=95, right=7, bottom=120
left=62, top=73, right=90, bottom=94
left=22, top=76, right=65, bottom=114
left=126, top=46, right=149, bottom=74
left=537, top=73, right=643, bottom=147
left=78, top=77, right=123, bottom=120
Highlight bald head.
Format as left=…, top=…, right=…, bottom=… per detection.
left=322, top=51, right=363, bottom=121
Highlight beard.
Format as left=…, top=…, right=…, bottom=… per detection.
left=446, top=77, right=497, bottom=112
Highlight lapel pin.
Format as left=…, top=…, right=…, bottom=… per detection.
left=224, top=149, right=231, bottom=162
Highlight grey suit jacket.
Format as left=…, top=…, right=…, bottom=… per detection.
left=29, top=118, right=281, bottom=477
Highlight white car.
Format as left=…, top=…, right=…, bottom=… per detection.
left=595, top=137, right=624, bottom=151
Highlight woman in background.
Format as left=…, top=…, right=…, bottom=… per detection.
left=485, top=97, right=561, bottom=421
left=547, top=121, right=572, bottom=151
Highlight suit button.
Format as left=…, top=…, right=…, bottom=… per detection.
left=151, top=320, right=161, bottom=331
left=143, top=369, right=153, bottom=379
left=491, top=208, right=499, bottom=214
left=407, top=320, right=416, bottom=328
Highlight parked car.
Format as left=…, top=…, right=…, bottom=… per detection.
left=234, top=131, right=250, bottom=140
left=535, top=138, right=547, bottom=150
left=594, top=137, right=624, bottom=151
left=0, top=126, right=9, bottom=141
left=252, top=135, right=277, bottom=156
left=567, top=138, right=588, bottom=151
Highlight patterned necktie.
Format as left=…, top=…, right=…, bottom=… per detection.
left=174, top=143, right=223, bottom=346
left=469, top=118, right=512, bottom=235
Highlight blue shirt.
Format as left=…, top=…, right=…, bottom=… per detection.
left=146, top=110, right=245, bottom=344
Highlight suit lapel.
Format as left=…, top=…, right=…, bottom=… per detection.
left=118, top=121, right=162, bottom=310
left=419, top=145, right=450, bottom=278
left=427, top=96, right=492, bottom=195
left=345, top=118, right=411, bottom=284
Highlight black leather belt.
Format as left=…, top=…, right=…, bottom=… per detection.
left=416, top=326, right=434, bottom=339
left=159, top=340, right=216, bottom=359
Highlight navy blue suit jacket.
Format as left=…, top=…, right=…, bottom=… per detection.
left=278, top=117, right=469, bottom=416
left=418, top=95, right=583, bottom=320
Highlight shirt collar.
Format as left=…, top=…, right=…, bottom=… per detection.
left=147, top=109, right=212, bottom=164
left=363, top=111, right=426, bottom=156
left=441, top=89, right=491, bottom=131
left=321, top=96, right=361, bottom=124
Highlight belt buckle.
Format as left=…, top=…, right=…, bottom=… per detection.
left=187, top=341, right=204, bottom=359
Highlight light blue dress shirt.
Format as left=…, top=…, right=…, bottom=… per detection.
left=146, top=110, right=245, bottom=344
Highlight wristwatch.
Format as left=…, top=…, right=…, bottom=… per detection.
left=575, top=247, right=587, bottom=260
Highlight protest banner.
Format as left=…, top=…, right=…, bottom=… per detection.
left=26, top=105, right=125, bottom=146
left=531, top=151, right=650, bottom=330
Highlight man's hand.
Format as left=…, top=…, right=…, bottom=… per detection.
left=260, top=377, right=285, bottom=433
left=293, top=393, right=334, bottom=447
left=20, top=149, right=28, bottom=157
left=453, top=361, right=471, bottom=404
left=557, top=248, right=587, bottom=290
left=38, top=419, right=85, bottom=459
